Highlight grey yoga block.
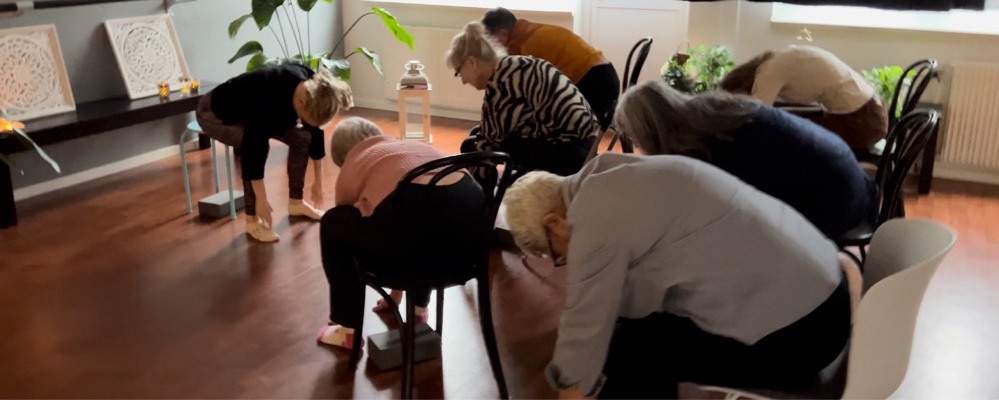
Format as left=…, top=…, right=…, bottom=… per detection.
left=367, top=323, right=442, bottom=371
left=198, top=190, right=245, bottom=217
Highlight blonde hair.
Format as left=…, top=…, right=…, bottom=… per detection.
left=304, top=67, right=354, bottom=127
left=502, top=171, right=567, bottom=257
left=614, top=80, right=760, bottom=160
left=330, top=117, right=382, bottom=167
left=445, top=21, right=507, bottom=72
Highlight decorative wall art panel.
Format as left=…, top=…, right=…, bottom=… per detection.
left=104, top=14, right=190, bottom=99
left=0, top=24, right=76, bottom=121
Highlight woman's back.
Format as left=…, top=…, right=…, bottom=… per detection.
left=705, top=106, right=878, bottom=238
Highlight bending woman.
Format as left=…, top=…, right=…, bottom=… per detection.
left=719, top=45, right=888, bottom=148
left=316, top=117, right=484, bottom=348
left=503, top=153, right=854, bottom=398
left=447, top=21, right=600, bottom=177
left=614, top=80, right=877, bottom=239
left=197, top=64, right=353, bottom=242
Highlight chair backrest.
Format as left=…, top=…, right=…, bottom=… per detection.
left=841, top=219, right=957, bottom=399
left=621, top=37, right=654, bottom=92
left=887, top=59, right=939, bottom=132
left=872, top=109, right=939, bottom=224
left=394, top=152, right=515, bottom=275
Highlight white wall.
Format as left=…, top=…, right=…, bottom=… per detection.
left=343, top=1, right=573, bottom=120
left=1, top=0, right=341, bottom=193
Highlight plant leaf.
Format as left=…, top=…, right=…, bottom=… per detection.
left=355, top=47, right=382, bottom=75
left=372, top=7, right=415, bottom=51
left=251, top=0, right=283, bottom=30
left=297, top=0, right=319, bottom=11
left=10, top=128, right=60, bottom=173
left=246, top=53, right=270, bottom=72
left=322, top=57, right=351, bottom=82
left=228, top=41, right=264, bottom=64
left=228, top=14, right=253, bottom=39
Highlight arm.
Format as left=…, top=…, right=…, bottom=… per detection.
left=478, top=60, right=520, bottom=148
left=546, top=235, right=630, bottom=397
left=750, top=63, right=785, bottom=106
left=240, top=127, right=272, bottom=223
left=333, top=158, right=358, bottom=207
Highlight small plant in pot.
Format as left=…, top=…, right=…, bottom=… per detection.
left=227, top=0, right=415, bottom=81
left=862, top=65, right=916, bottom=118
left=661, top=45, right=735, bottom=94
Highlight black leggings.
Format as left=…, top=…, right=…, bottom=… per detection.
left=575, top=63, right=621, bottom=131
left=599, top=276, right=852, bottom=399
left=319, top=175, right=484, bottom=328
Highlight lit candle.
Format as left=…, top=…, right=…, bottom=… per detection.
left=190, top=79, right=200, bottom=94
left=158, top=82, right=170, bottom=98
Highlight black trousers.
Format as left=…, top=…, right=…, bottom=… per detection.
left=319, top=175, right=484, bottom=328
left=599, top=276, right=852, bottom=399
left=576, top=63, right=621, bottom=131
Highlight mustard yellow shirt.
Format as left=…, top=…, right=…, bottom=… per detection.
left=507, top=19, right=604, bottom=84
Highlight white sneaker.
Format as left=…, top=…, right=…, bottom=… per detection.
left=246, top=217, right=280, bottom=242
left=288, top=201, right=324, bottom=221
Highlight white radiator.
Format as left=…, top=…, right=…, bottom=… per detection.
left=940, top=62, right=999, bottom=171
left=380, top=26, right=483, bottom=113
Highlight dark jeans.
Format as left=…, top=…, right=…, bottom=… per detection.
left=461, top=130, right=593, bottom=177
left=576, top=63, right=621, bottom=131
left=599, top=276, right=851, bottom=399
left=319, top=175, right=485, bottom=328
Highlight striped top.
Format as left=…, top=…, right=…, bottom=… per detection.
left=472, top=56, right=600, bottom=151
left=335, top=136, right=447, bottom=217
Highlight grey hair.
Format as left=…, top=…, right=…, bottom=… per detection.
left=613, top=80, right=762, bottom=160
left=330, top=117, right=382, bottom=167
left=445, top=21, right=507, bottom=71
left=502, top=171, right=568, bottom=257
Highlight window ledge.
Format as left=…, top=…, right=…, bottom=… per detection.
left=771, top=3, right=999, bottom=37
left=364, top=0, right=574, bottom=14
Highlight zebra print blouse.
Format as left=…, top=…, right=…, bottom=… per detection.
left=473, top=56, right=601, bottom=150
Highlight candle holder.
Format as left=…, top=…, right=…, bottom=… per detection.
left=190, top=79, right=200, bottom=95
left=158, top=82, right=170, bottom=99
left=180, top=78, right=190, bottom=97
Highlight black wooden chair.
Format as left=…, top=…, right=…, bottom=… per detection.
left=857, top=59, right=939, bottom=164
left=837, top=109, right=940, bottom=265
left=348, top=152, right=515, bottom=399
left=589, top=36, right=653, bottom=160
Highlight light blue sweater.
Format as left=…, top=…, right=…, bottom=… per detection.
left=546, top=153, right=842, bottom=395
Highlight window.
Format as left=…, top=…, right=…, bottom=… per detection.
left=771, top=0, right=999, bottom=36
left=365, top=0, right=575, bottom=13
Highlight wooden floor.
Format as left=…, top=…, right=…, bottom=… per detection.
left=0, top=108, right=996, bottom=399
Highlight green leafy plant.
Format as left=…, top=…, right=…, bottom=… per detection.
left=862, top=66, right=915, bottom=118
left=0, top=110, right=61, bottom=175
left=227, top=0, right=415, bottom=81
left=660, top=45, right=734, bottom=94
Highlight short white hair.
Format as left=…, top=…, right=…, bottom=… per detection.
left=330, top=117, right=382, bottom=167
left=502, top=171, right=567, bottom=257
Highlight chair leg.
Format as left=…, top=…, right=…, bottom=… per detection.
left=180, top=132, right=193, bottom=214
left=404, top=290, right=417, bottom=399
left=860, top=245, right=868, bottom=264
left=210, top=139, right=220, bottom=193
left=224, top=145, right=236, bottom=220
left=436, top=288, right=445, bottom=338
left=476, top=273, right=509, bottom=399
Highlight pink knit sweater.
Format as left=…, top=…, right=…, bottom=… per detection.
left=335, top=136, right=448, bottom=217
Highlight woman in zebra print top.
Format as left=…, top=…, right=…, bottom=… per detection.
left=447, top=22, right=601, bottom=176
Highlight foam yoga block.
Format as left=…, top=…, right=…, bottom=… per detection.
left=198, top=190, right=245, bottom=218
left=367, top=323, right=442, bottom=371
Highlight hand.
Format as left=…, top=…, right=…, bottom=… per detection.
left=311, top=182, right=325, bottom=209
left=257, top=199, right=274, bottom=228
left=558, top=387, right=586, bottom=400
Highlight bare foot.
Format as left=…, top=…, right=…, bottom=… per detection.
left=372, top=290, right=404, bottom=312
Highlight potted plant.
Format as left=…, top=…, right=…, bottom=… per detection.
left=862, top=65, right=915, bottom=118
left=226, top=0, right=415, bottom=81
left=0, top=109, right=61, bottom=175
left=660, top=45, right=734, bottom=94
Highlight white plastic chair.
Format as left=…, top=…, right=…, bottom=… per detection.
left=701, top=218, right=957, bottom=400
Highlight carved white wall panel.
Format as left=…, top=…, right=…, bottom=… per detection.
left=0, top=25, right=76, bottom=121
left=104, top=14, right=190, bottom=99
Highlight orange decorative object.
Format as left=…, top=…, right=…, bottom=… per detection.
left=190, top=79, right=200, bottom=94
left=158, top=82, right=170, bottom=98
left=0, top=117, right=25, bottom=133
